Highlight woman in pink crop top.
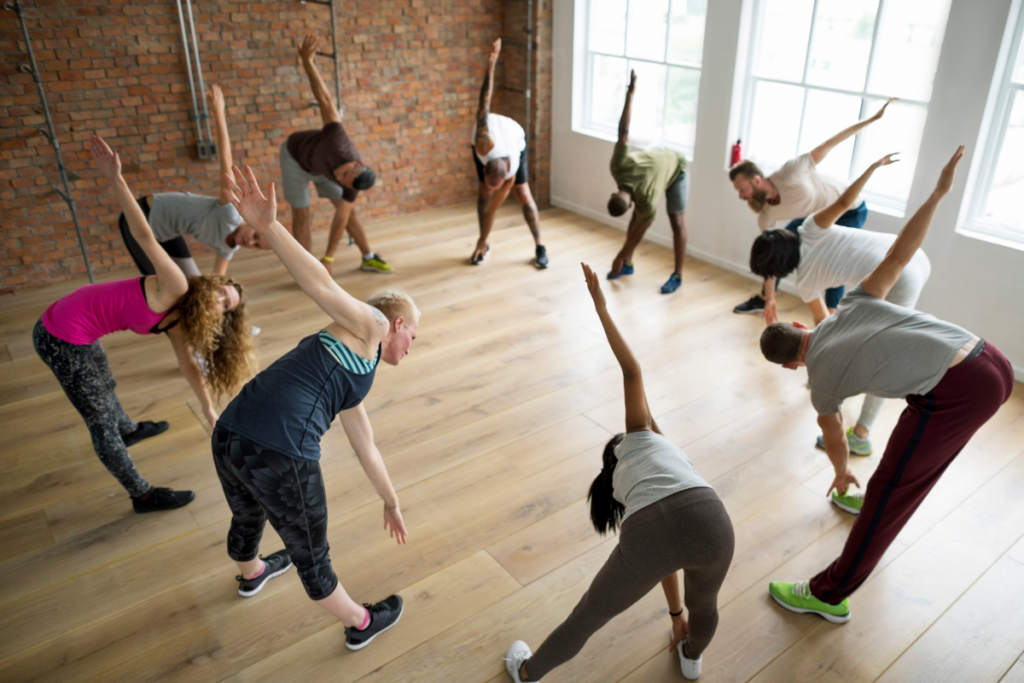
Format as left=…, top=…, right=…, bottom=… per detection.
left=32, top=136, right=257, bottom=514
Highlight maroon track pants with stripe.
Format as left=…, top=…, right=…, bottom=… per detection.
left=810, top=342, right=1015, bottom=605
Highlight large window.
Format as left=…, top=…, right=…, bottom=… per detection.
left=740, top=0, right=952, bottom=213
left=578, top=0, right=707, bottom=155
left=961, top=3, right=1024, bottom=249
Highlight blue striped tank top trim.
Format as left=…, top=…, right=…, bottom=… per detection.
left=318, top=330, right=379, bottom=375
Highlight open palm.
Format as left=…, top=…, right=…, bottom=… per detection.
left=89, top=135, right=121, bottom=180
left=223, top=166, right=277, bottom=233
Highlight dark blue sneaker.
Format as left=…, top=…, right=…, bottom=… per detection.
left=661, top=272, right=682, bottom=294
left=345, top=595, right=404, bottom=650
left=607, top=263, right=634, bottom=280
left=236, top=550, right=293, bottom=597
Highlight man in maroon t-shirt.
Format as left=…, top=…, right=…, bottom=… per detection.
left=279, top=36, right=391, bottom=274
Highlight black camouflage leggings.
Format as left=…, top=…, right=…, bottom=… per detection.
left=212, top=426, right=338, bottom=601
left=32, top=319, right=150, bottom=497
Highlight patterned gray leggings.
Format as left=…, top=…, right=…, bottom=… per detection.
left=33, top=319, right=150, bottom=497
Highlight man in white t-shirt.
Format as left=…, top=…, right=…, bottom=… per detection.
left=749, top=153, right=931, bottom=456
left=470, top=39, right=548, bottom=269
left=728, top=99, right=896, bottom=315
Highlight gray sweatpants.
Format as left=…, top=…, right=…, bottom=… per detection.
left=857, top=252, right=932, bottom=431
left=526, top=487, right=734, bottom=680
left=33, top=319, right=150, bottom=497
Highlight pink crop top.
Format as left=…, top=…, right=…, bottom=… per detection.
left=41, top=277, right=173, bottom=345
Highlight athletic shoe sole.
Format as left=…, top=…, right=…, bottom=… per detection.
left=360, top=265, right=393, bottom=274
left=345, top=602, right=404, bottom=651
left=733, top=307, right=763, bottom=315
left=534, top=259, right=548, bottom=269
left=238, top=561, right=293, bottom=598
left=831, top=498, right=861, bottom=515
left=769, top=591, right=850, bottom=624
left=814, top=439, right=872, bottom=457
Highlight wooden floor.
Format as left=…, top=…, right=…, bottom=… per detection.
left=1, top=202, right=1023, bottom=683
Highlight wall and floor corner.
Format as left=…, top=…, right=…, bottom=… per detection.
left=551, top=0, right=1024, bottom=379
left=1, top=0, right=553, bottom=292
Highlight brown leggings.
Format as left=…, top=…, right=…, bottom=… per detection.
left=526, top=486, right=734, bottom=680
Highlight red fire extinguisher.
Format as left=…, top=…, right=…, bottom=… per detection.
left=730, top=139, right=742, bottom=166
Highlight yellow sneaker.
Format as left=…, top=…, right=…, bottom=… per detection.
left=360, top=254, right=393, bottom=274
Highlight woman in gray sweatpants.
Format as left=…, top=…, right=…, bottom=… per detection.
left=503, top=264, right=735, bottom=682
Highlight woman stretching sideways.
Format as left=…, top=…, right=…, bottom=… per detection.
left=32, top=136, right=255, bottom=513
left=212, top=165, right=417, bottom=650
left=504, top=264, right=735, bottom=681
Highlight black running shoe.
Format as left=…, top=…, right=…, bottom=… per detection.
left=733, top=295, right=766, bottom=314
left=236, top=550, right=293, bottom=597
left=345, top=595, right=404, bottom=651
left=131, top=487, right=195, bottom=513
left=534, top=245, right=549, bottom=269
left=123, top=420, right=169, bottom=447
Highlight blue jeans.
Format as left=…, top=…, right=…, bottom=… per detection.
left=778, top=201, right=867, bottom=308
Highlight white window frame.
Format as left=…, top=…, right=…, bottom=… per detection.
left=738, top=0, right=941, bottom=216
left=574, top=0, right=704, bottom=158
left=958, top=0, right=1024, bottom=251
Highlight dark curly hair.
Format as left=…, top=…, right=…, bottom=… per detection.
left=750, top=229, right=801, bottom=280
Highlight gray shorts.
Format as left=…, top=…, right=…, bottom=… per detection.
left=665, top=170, right=689, bottom=215
left=279, top=143, right=344, bottom=209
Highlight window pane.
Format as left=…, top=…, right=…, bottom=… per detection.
left=626, top=0, right=670, bottom=62
left=806, top=0, right=880, bottom=91
left=589, top=0, right=627, bottom=55
left=748, top=81, right=805, bottom=170
left=868, top=0, right=952, bottom=101
left=798, top=90, right=862, bottom=181
left=1014, top=39, right=1024, bottom=85
left=982, top=90, right=1024, bottom=229
left=855, top=100, right=928, bottom=200
left=665, top=67, right=701, bottom=147
left=667, top=0, right=707, bottom=65
left=627, top=60, right=668, bottom=141
left=589, top=55, right=629, bottom=128
left=753, top=0, right=814, bottom=81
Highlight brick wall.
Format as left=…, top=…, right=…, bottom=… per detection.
left=1, top=0, right=552, bottom=292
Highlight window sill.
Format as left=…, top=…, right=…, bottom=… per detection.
left=571, top=124, right=696, bottom=159
left=864, top=199, right=906, bottom=220
left=956, top=225, right=1024, bottom=253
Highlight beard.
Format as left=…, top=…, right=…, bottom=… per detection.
left=747, top=189, right=767, bottom=213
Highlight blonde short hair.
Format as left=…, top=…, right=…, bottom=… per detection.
left=366, top=289, right=420, bottom=324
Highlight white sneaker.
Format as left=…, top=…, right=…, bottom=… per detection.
left=678, top=639, right=702, bottom=680
left=504, top=640, right=533, bottom=682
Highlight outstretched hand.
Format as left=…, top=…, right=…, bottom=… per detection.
left=628, top=69, right=637, bottom=92
left=934, top=145, right=965, bottom=197
left=222, top=166, right=278, bottom=234
left=828, top=468, right=860, bottom=497
left=299, top=34, right=321, bottom=61
left=384, top=505, right=408, bottom=545
left=488, top=38, right=502, bottom=65
left=763, top=298, right=778, bottom=325
left=873, top=152, right=900, bottom=168
left=872, top=97, right=899, bottom=120
left=89, top=135, right=121, bottom=180
left=582, top=262, right=607, bottom=310
left=669, top=615, right=690, bottom=653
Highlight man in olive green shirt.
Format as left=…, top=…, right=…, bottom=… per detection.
left=607, top=71, right=689, bottom=294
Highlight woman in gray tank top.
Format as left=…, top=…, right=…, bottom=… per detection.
left=503, top=264, right=735, bottom=682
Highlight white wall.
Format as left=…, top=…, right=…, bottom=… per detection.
left=552, top=0, right=1024, bottom=378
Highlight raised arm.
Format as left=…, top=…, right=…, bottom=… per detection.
left=474, top=38, right=501, bottom=156
left=861, top=146, right=963, bottom=300
left=89, top=135, right=187, bottom=310
left=208, top=84, right=234, bottom=206
left=299, top=35, right=341, bottom=125
left=338, top=404, right=407, bottom=545
left=810, top=97, right=897, bottom=164
left=223, top=165, right=388, bottom=345
left=617, top=70, right=637, bottom=145
left=811, top=153, right=898, bottom=228
left=582, top=263, right=653, bottom=433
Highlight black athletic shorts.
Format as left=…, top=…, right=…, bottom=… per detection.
left=472, top=145, right=528, bottom=186
left=118, top=196, right=192, bottom=276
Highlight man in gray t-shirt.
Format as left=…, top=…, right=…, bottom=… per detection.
left=755, top=148, right=1015, bottom=624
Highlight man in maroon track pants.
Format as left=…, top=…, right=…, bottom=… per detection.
left=757, top=146, right=1016, bottom=622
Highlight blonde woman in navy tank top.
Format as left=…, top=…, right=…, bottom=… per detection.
left=32, top=136, right=256, bottom=513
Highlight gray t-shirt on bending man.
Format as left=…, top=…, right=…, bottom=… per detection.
left=612, top=430, right=712, bottom=523
left=149, top=192, right=243, bottom=260
left=805, top=285, right=975, bottom=416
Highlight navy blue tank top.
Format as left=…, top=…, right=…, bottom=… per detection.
left=218, top=333, right=380, bottom=461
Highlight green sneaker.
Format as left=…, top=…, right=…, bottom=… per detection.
left=361, top=254, right=393, bottom=274
left=769, top=581, right=850, bottom=624
left=815, top=427, right=872, bottom=456
left=831, top=490, right=864, bottom=515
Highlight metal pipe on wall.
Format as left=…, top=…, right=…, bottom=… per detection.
left=184, top=0, right=215, bottom=150
left=4, top=0, right=94, bottom=283
left=174, top=0, right=206, bottom=155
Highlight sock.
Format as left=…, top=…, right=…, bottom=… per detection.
left=243, top=559, right=265, bottom=580
left=363, top=252, right=376, bottom=261
left=356, top=607, right=371, bottom=630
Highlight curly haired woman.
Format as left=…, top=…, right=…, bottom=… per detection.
left=32, top=136, right=256, bottom=513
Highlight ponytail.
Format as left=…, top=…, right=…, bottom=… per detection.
left=588, top=434, right=626, bottom=535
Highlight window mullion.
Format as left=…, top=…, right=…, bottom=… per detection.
left=624, top=0, right=631, bottom=59
left=801, top=0, right=821, bottom=85
left=664, top=0, right=675, bottom=64
left=797, top=87, right=810, bottom=157
left=863, top=0, right=887, bottom=94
